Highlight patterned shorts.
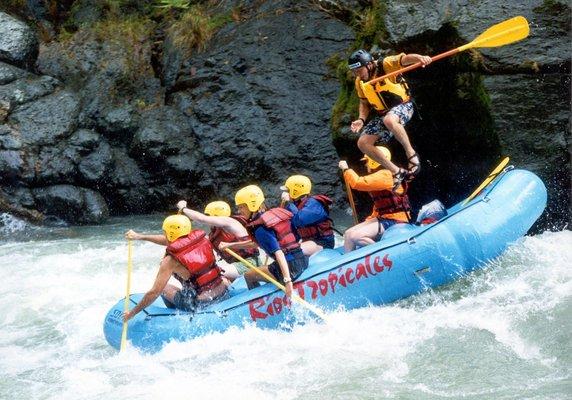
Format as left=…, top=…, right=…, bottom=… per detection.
left=361, top=101, right=414, bottom=142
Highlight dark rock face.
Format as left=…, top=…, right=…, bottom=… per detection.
left=32, top=184, right=109, bottom=224
left=172, top=0, right=354, bottom=203
left=0, top=12, right=39, bottom=70
left=0, top=1, right=569, bottom=230
left=384, top=0, right=570, bottom=230
left=9, top=90, right=80, bottom=145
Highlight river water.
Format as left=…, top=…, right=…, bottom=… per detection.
left=0, top=213, right=570, bottom=400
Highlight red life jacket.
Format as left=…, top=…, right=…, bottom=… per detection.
left=295, top=195, right=334, bottom=241
left=166, top=230, right=222, bottom=294
left=370, top=183, right=411, bottom=219
left=209, top=215, right=259, bottom=263
left=248, top=208, right=300, bottom=254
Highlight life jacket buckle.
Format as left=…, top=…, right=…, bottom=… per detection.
left=407, top=237, right=416, bottom=245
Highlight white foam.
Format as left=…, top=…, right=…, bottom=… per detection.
left=0, top=229, right=570, bottom=399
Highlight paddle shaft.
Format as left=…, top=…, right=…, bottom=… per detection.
left=120, top=239, right=133, bottom=351
left=367, top=16, right=529, bottom=86
left=343, top=174, right=359, bottom=225
left=367, top=48, right=459, bottom=86
left=224, top=248, right=328, bottom=321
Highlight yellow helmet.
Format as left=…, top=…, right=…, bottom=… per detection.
left=361, top=146, right=392, bottom=170
left=162, top=215, right=192, bottom=242
left=281, top=175, right=312, bottom=200
left=235, top=185, right=265, bottom=212
left=204, top=201, right=231, bottom=217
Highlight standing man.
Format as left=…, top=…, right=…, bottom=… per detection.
left=234, top=185, right=308, bottom=298
left=280, top=175, right=335, bottom=256
left=348, top=49, right=432, bottom=189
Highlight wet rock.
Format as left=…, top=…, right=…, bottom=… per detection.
left=99, top=105, right=139, bottom=139
left=32, top=184, right=109, bottom=224
left=104, top=148, right=150, bottom=213
left=0, top=12, right=39, bottom=70
left=68, top=129, right=101, bottom=152
left=0, top=75, right=60, bottom=106
left=485, top=73, right=570, bottom=229
left=385, top=0, right=570, bottom=71
left=8, top=90, right=80, bottom=145
left=35, top=146, right=77, bottom=184
left=0, top=61, right=28, bottom=85
left=173, top=0, right=354, bottom=201
left=130, top=106, right=196, bottom=169
left=0, top=150, right=23, bottom=183
left=0, top=125, right=21, bottom=150
left=77, top=140, right=113, bottom=184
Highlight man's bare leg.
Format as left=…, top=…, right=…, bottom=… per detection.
left=383, top=113, right=419, bottom=174
left=357, top=134, right=399, bottom=174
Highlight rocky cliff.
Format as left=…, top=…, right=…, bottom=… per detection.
left=0, top=0, right=569, bottom=230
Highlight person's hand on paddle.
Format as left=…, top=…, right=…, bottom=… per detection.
left=350, top=118, right=364, bottom=133
left=284, top=280, right=293, bottom=297
left=176, top=200, right=187, bottom=212
left=125, top=229, right=142, bottom=241
left=338, top=160, right=349, bottom=171
left=218, top=241, right=232, bottom=250
left=281, top=191, right=291, bottom=203
left=123, top=310, right=133, bottom=322
left=416, top=54, right=432, bottom=67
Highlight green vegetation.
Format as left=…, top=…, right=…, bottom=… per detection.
left=167, top=4, right=234, bottom=56
left=156, top=0, right=190, bottom=10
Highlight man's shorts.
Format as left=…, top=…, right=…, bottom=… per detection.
left=313, top=235, right=335, bottom=249
left=268, top=249, right=308, bottom=283
left=171, top=286, right=197, bottom=311
left=374, top=218, right=404, bottom=241
left=232, top=256, right=260, bottom=275
left=361, top=101, right=414, bottom=142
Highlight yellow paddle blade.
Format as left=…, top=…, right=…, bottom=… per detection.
left=463, top=157, right=510, bottom=206
left=458, top=16, right=529, bottom=51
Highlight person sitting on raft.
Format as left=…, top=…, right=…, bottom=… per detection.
left=338, top=146, right=411, bottom=253
left=123, top=215, right=228, bottom=322
left=176, top=200, right=260, bottom=282
left=280, top=175, right=335, bottom=256
left=234, top=184, right=308, bottom=298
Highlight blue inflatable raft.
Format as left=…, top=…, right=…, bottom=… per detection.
left=104, top=168, right=547, bottom=352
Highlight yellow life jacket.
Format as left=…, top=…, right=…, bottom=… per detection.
left=359, top=70, right=410, bottom=113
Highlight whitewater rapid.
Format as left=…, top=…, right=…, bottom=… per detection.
left=0, top=215, right=570, bottom=399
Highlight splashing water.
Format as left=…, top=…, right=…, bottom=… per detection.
left=0, top=216, right=570, bottom=400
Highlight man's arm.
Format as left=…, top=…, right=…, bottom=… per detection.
left=274, top=249, right=293, bottom=297
left=123, top=256, right=175, bottom=321
left=125, top=230, right=168, bottom=246
left=400, top=53, right=432, bottom=67
left=177, top=201, right=246, bottom=236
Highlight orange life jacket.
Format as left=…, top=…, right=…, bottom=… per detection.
left=166, top=230, right=222, bottom=294
left=209, top=215, right=259, bottom=263
left=295, top=195, right=334, bottom=241
left=248, top=208, right=300, bottom=254
left=370, top=183, right=411, bottom=219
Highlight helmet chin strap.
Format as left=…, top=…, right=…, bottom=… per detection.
left=366, top=63, right=375, bottom=81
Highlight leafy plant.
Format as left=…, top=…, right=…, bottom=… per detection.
left=156, top=0, right=190, bottom=10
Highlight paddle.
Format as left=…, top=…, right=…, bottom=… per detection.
left=343, top=174, right=359, bottom=225
left=462, top=157, right=510, bottom=206
left=366, top=16, right=530, bottom=86
left=120, top=239, right=133, bottom=351
left=224, top=248, right=329, bottom=321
